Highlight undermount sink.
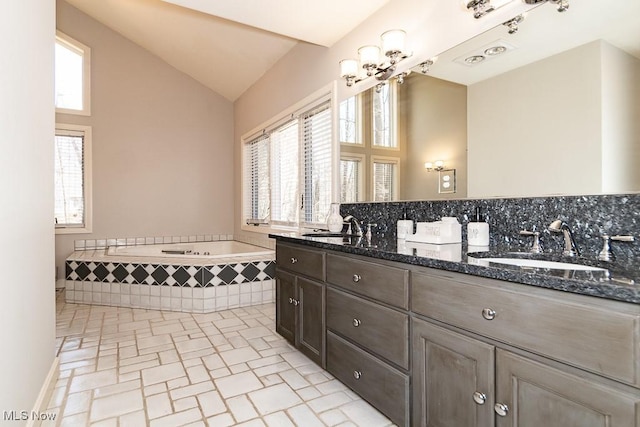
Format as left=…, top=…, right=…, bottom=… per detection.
left=479, top=257, right=606, bottom=272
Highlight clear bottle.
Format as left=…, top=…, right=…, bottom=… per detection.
left=397, top=210, right=413, bottom=240
left=467, top=207, right=490, bottom=246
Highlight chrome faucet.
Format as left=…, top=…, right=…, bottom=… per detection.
left=343, top=215, right=364, bottom=236
left=548, top=219, right=580, bottom=257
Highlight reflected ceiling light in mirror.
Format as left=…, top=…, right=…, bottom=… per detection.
left=465, top=0, right=517, bottom=19
left=523, top=0, right=569, bottom=12
left=455, top=39, right=517, bottom=67
left=502, top=14, right=525, bottom=34
left=339, top=29, right=411, bottom=87
left=418, top=57, right=438, bottom=74
left=424, top=160, right=445, bottom=172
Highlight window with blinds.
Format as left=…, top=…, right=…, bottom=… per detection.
left=372, top=157, right=399, bottom=202
left=242, top=94, right=333, bottom=230
left=243, top=134, right=270, bottom=224
left=372, top=81, right=398, bottom=149
left=340, top=156, right=363, bottom=203
left=55, top=124, right=92, bottom=233
left=55, top=31, right=91, bottom=116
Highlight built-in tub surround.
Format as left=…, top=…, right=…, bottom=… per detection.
left=65, top=240, right=275, bottom=313
left=342, top=193, right=640, bottom=265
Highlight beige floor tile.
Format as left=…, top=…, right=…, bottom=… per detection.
left=215, top=371, right=264, bottom=398
left=249, top=383, right=303, bottom=415
left=90, top=389, right=143, bottom=421
left=141, top=361, right=186, bottom=386
left=149, top=408, right=202, bottom=427
left=146, top=392, right=173, bottom=420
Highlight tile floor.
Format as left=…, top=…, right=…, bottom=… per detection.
left=44, top=291, right=394, bottom=426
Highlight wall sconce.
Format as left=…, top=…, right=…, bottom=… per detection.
left=524, top=0, right=569, bottom=12
left=339, top=29, right=411, bottom=87
left=424, top=160, right=445, bottom=172
left=503, top=14, right=525, bottom=34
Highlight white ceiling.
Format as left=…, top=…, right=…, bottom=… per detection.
left=63, top=0, right=391, bottom=101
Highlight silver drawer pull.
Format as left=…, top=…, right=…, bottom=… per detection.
left=292, top=299, right=299, bottom=306
left=288, top=297, right=293, bottom=304
left=290, top=257, right=298, bottom=264
left=472, top=391, right=486, bottom=405
left=482, top=308, right=496, bottom=320
left=352, top=318, right=361, bottom=327
left=352, top=274, right=361, bottom=283
left=353, top=370, right=362, bottom=380
left=494, top=403, right=509, bottom=417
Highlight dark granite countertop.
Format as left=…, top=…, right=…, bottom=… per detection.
left=270, top=232, right=640, bottom=305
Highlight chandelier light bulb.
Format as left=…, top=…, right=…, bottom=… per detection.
left=358, top=45, right=380, bottom=68
left=339, top=59, right=358, bottom=78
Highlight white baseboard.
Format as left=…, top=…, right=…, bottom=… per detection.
left=26, top=357, right=59, bottom=427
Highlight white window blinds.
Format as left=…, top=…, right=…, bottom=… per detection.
left=55, top=129, right=85, bottom=227
left=302, top=102, right=332, bottom=226
left=242, top=94, right=333, bottom=230
left=271, top=120, right=299, bottom=226
left=372, top=159, right=398, bottom=202
left=243, top=134, right=270, bottom=224
left=340, top=158, right=362, bottom=203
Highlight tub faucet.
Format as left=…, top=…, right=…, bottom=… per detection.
left=343, top=215, right=364, bottom=236
left=548, top=219, right=580, bottom=257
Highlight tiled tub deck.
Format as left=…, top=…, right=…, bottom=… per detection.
left=65, top=247, right=275, bottom=313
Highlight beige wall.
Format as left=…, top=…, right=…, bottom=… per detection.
left=401, top=73, right=468, bottom=200
left=1, top=0, right=56, bottom=414
left=467, top=42, right=603, bottom=198
left=55, top=1, right=234, bottom=277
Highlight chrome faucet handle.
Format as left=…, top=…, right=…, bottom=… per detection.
left=519, top=230, right=543, bottom=254
left=365, top=223, right=378, bottom=240
left=598, top=235, right=634, bottom=262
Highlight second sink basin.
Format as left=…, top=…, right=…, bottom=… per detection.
left=479, top=257, right=606, bottom=271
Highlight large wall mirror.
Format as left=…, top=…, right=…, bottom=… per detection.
left=339, top=0, right=640, bottom=202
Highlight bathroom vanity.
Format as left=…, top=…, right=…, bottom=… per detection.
left=271, top=234, right=640, bottom=427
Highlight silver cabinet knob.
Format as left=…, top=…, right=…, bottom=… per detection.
left=482, top=308, right=496, bottom=320
left=353, top=370, right=362, bottom=380
left=288, top=297, right=293, bottom=304
left=352, top=318, right=361, bottom=327
left=472, top=391, right=486, bottom=405
left=352, top=274, right=361, bottom=283
left=292, top=299, right=299, bottom=306
left=290, top=257, right=298, bottom=264
left=494, top=403, right=509, bottom=417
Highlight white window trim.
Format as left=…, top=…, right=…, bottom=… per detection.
left=241, top=83, right=336, bottom=235
left=55, top=123, right=93, bottom=234
left=55, top=31, right=91, bottom=116
left=339, top=94, right=364, bottom=146
left=370, top=155, right=400, bottom=202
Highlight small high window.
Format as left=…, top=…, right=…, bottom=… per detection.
left=55, top=31, right=91, bottom=115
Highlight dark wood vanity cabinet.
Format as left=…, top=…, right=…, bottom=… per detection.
left=275, top=241, right=640, bottom=427
left=275, top=243, right=326, bottom=367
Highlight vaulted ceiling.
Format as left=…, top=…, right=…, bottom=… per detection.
left=63, top=0, right=391, bottom=101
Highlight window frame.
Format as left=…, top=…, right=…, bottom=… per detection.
left=371, top=80, right=399, bottom=151
left=241, top=84, right=336, bottom=235
left=55, top=31, right=91, bottom=116
left=54, top=123, right=93, bottom=234
left=340, top=153, right=366, bottom=203
left=339, top=94, right=363, bottom=146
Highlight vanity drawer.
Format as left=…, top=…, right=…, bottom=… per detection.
left=326, top=253, right=409, bottom=308
left=327, top=331, right=409, bottom=427
left=412, top=271, right=640, bottom=386
left=276, top=243, right=325, bottom=281
left=327, top=287, right=409, bottom=369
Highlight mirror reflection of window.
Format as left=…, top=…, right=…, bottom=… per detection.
left=340, top=155, right=364, bottom=203
left=372, top=81, right=398, bottom=149
left=339, top=96, right=361, bottom=145
left=372, top=157, right=399, bottom=202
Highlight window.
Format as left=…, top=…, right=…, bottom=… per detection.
left=55, top=124, right=92, bottom=233
left=372, top=81, right=398, bottom=149
left=340, top=154, right=365, bottom=203
left=339, top=95, right=361, bottom=145
left=55, top=31, right=91, bottom=115
left=371, top=156, right=399, bottom=202
left=242, top=91, right=333, bottom=231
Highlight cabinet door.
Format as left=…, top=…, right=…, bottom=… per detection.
left=496, top=350, right=640, bottom=427
left=298, top=277, right=325, bottom=367
left=275, top=269, right=296, bottom=344
left=412, top=318, right=495, bottom=427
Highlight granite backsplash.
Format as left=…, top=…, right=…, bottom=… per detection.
left=341, top=193, right=640, bottom=264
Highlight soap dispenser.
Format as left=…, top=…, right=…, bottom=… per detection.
left=397, top=210, right=413, bottom=240
left=467, top=207, right=490, bottom=246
